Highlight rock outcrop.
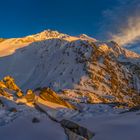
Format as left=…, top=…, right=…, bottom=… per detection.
left=39, top=88, right=76, bottom=109
left=25, top=89, right=35, bottom=102
left=0, top=76, right=23, bottom=98
left=61, top=119, right=94, bottom=140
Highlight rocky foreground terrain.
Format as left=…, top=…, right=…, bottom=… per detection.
left=1, top=30, right=140, bottom=140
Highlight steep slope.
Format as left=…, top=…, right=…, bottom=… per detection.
left=0, top=30, right=140, bottom=107
left=0, top=30, right=96, bottom=90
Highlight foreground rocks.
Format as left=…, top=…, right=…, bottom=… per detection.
left=61, top=119, right=94, bottom=140
left=35, top=102, right=94, bottom=140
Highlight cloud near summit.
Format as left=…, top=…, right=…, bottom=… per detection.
left=100, top=0, right=140, bottom=47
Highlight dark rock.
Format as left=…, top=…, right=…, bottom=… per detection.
left=0, top=99, right=4, bottom=107
left=32, top=117, right=40, bottom=123
left=9, top=107, right=17, bottom=113
left=65, top=128, right=87, bottom=140
left=61, top=119, right=94, bottom=140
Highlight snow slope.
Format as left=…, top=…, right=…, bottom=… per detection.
left=77, top=111, right=140, bottom=140
left=0, top=98, right=67, bottom=140
left=0, top=30, right=94, bottom=91
left=0, top=117, right=66, bottom=140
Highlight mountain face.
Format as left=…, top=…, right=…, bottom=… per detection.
left=0, top=30, right=140, bottom=107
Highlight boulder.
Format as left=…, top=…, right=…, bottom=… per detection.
left=32, top=117, right=40, bottom=123
left=16, top=91, right=23, bottom=98
left=25, top=89, right=35, bottom=102
left=60, top=119, right=94, bottom=140
left=65, top=128, right=87, bottom=140
left=8, top=107, right=17, bottom=113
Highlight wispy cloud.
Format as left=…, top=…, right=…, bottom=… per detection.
left=100, top=0, right=140, bottom=47
left=111, top=17, right=140, bottom=46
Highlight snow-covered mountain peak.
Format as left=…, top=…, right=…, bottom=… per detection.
left=0, top=30, right=70, bottom=56
left=0, top=30, right=140, bottom=107
left=0, top=30, right=96, bottom=56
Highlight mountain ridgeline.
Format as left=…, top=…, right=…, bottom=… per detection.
left=0, top=30, right=140, bottom=107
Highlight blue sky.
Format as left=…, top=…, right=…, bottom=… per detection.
left=0, top=0, right=120, bottom=38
